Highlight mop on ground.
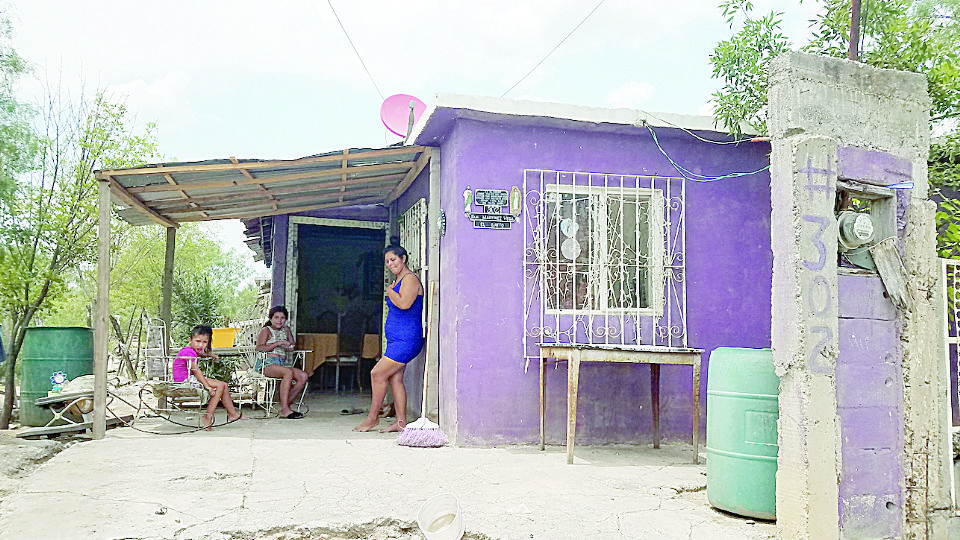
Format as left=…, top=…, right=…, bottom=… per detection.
left=398, top=282, right=446, bottom=448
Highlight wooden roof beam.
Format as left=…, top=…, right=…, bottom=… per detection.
left=95, top=172, right=178, bottom=228
left=155, top=185, right=396, bottom=214
left=162, top=185, right=392, bottom=216
left=165, top=173, right=207, bottom=219
left=175, top=195, right=386, bottom=222
left=231, top=156, right=276, bottom=211
left=98, top=146, right=426, bottom=177
left=127, top=160, right=415, bottom=194
left=146, top=174, right=406, bottom=211
left=384, top=148, right=431, bottom=204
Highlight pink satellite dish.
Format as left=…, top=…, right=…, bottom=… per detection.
left=380, top=94, right=427, bottom=137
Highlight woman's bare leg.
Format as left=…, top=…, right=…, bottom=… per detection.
left=380, top=369, right=407, bottom=432
left=263, top=365, right=295, bottom=416
left=354, top=357, right=403, bottom=432
left=287, top=368, right=308, bottom=409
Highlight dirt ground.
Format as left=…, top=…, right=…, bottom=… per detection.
left=0, top=431, right=69, bottom=501
left=0, top=383, right=771, bottom=540
left=0, top=384, right=495, bottom=540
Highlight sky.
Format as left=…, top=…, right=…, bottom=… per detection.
left=6, top=0, right=822, bottom=275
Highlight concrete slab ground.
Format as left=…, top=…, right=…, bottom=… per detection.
left=0, top=393, right=773, bottom=540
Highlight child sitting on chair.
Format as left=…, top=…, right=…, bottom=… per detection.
left=256, top=306, right=309, bottom=419
left=173, top=324, right=246, bottom=430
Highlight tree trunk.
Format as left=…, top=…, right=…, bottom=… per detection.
left=0, top=322, right=30, bottom=429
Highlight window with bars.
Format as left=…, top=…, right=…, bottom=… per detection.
left=541, top=184, right=665, bottom=315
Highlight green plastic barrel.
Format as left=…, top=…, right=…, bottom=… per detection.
left=706, top=347, right=779, bottom=520
left=19, top=327, right=94, bottom=427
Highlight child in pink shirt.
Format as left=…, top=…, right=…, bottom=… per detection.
left=174, top=325, right=246, bottom=430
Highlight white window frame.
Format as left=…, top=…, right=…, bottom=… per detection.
left=542, top=183, right=665, bottom=317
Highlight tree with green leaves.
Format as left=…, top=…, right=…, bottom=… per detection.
left=0, top=87, right=161, bottom=428
left=40, top=222, right=260, bottom=377
left=710, top=0, right=960, bottom=256
left=710, top=0, right=960, bottom=136
left=709, top=0, right=792, bottom=136
left=0, top=9, right=36, bottom=207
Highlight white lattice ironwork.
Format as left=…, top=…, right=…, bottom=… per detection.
left=523, top=170, right=687, bottom=368
left=399, top=197, right=428, bottom=330
left=399, top=197, right=428, bottom=279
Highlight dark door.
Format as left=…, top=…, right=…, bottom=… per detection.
left=296, top=224, right=385, bottom=339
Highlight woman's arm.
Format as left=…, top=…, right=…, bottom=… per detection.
left=256, top=326, right=292, bottom=352
left=283, top=326, right=295, bottom=351
left=386, top=274, right=423, bottom=310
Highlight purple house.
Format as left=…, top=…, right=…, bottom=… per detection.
left=251, top=94, right=774, bottom=447
left=93, top=56, right=959, bottom=537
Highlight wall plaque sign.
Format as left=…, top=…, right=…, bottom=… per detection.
left=463, top=186, right=520, bottom=229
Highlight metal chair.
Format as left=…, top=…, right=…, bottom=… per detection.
left=236, top=322, right=308, bottom=416
left=141, top=317, right=208, bottom=422
left=323, top=312, right=366, bottom=393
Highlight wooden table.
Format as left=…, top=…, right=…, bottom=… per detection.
left=539, top=343, right=703, bottom=464
left=296, top=334, right=337, bottom=373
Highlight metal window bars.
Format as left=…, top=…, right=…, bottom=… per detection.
left=522, top=170, right=687, bottom=369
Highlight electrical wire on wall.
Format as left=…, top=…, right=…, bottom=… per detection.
left=643, top=124, right=770, bottom=182
left=635, top=111, right=754, bottom=145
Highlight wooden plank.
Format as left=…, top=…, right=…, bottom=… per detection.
left=99, top=173, right=178, bottom=228
left=566, top=350, right=580, bottom=465
left=16, top=415, right=133, bottom=439
left=150, top=179, right=403, bottom=212
left=162, top=187, right=393, bottom=217
left=98, top=146, right=427, bottom=177
left=127, top=160, right=415, bottom=194
left=94, top=179, right=111, bottom=440
left=384, top=148, right=431, bottom=204
left=33, top=391, right=93, bottom=407
left=836, top=179, right=895, bottom=200
left=175, top=195, right=386, bottom=222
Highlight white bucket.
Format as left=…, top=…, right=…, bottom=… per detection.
left=416, top=493, right=464, bottom=540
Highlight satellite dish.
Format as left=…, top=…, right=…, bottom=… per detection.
left=380, top=94, right=426, bottom=137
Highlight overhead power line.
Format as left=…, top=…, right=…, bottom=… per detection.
left=501, top=0, right=606, bottom=98
left=328, top=0, right=384, bottom=101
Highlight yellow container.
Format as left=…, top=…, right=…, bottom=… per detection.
left=211, top=328, right=237, bottom=348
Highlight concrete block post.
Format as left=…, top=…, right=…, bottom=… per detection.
left=770, top=135, right=841, bottom=539
left=768, top=51, right=947, bottom=539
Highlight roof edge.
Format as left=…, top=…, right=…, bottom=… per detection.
left=409, top=93, right=753, bottom=144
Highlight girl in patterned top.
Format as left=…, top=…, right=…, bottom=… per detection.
left=256, top=306, right=309, bottom=419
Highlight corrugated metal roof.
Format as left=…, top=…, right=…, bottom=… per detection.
left=97, top=145, right=431, bottom=228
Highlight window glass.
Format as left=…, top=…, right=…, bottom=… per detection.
left=543, top=186, right=654, bottom=312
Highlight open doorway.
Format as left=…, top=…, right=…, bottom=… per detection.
left=286, top=218, right=388, bottom=392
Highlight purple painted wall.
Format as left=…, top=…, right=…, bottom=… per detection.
left=270, top=214, right=289, bottom=306
left=837, top=275, right=902, bottom=537
left=834, top=145, right=907, bottom=538
left=429, top=116, right=773, bottom=445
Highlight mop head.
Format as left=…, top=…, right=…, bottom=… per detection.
left=397, top=416, right=447, bottom=447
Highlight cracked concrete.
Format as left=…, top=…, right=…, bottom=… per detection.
left=0, top=396, right=772, bottom=539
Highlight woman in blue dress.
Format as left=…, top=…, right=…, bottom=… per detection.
left=354, top=245, right=423, bottom=432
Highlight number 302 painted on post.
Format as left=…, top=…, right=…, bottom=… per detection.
left=800, top=155, right=835, bottom=374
